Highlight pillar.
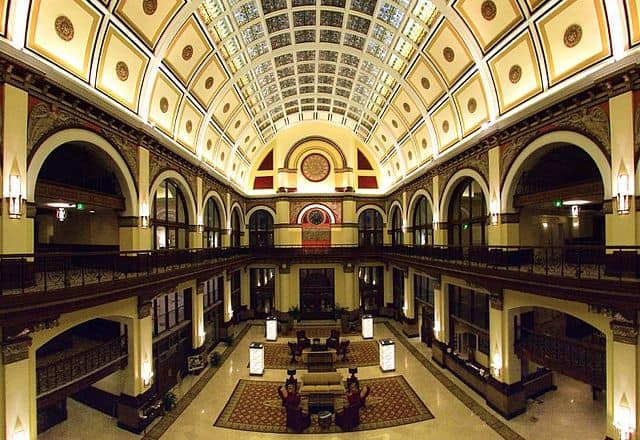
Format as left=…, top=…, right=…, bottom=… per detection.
left=192, top=283, right=205, bottom=350
left=606, top=91, right=636, bottom=246
left=2, top=84, right=32, bottom=255
left=223, top=270, right=234, bottom=323
left=383, top=265, right=393, bottom=308
left=403, top=268, right=414, bottom=319
left=241, top=269, right=250, bottom=308
left=432, top=175, right=446, bottom=246
left=1, top=337, right=33, bottom=440
left=277, top=263, right=292, bottom=312
left=342, top=263, right=357, bottom=310
left=487, top=146, right=520, bottom=246
left=119, top=146, right=150, bottom=251
left=609, top=317, right=638, bottom=439
left=431, top=278, right=448, bottom=365
left=340, top=197, right=357, bottom=245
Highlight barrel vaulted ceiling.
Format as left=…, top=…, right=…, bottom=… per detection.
left=2, top=0, right=638, bottom=192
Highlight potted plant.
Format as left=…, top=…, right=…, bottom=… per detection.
left=163, top=391, right=177, bottom=412
left=288, top=305, right=301, bottom=322
left=210, top=351, right=221, bottom=366
left=333, top=304, right=347, bottom=320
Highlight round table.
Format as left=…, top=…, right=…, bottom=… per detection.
left=317, top=410, right=332, bottom=429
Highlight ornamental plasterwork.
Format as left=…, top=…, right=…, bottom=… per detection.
left=27, top=100, right=80, bottom=155
left=440, top=149, right=490, bottom=196
left=634, top=101, right=640, bottom=155
left=1, top=338, right=32, bottom=364
left=100, top=129, right=139, bottom=187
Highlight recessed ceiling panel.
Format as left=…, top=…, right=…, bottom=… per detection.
left=392, top=90, right=422, bottom=128
left=164, top=17, right=213, bottom=85
left=626, top=0, right=640, bottom=46
left=148, top=72, right=182, bottom=135
left=453, top=73, right=488, bottom=135
left=453, top=0, right=524, bottom=52
left=406, top=57, right=446, bottom=110
left=202, top=124, right=221, bottom=165
left=213, top=88, right=242, bottom=127
left=115, top=0, right=184, bottom=48
left=0, top=1, right=9, bottom=36
left=431, top=100, right=460, bottom=152
left=176, top=98, right=202, bottom=152
left=425, top=20, right=474, bottom=86
left=413, top=124, right=432, bottom=163
left=190, top=54, right=229, bottom=108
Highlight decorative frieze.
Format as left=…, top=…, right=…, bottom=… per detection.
left=138, top=299, right=152, bottom=319
left=2, top=337, right=32, bottom=364
left=610, top=313, right=638, bottom=344
left=489, top=291, right=503, bottom=310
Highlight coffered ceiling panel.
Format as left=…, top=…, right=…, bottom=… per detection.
left=425, top=20, right=474, bottom=86
left=96, top=26, right=148, bottom=111
left=372, top=127, right=396, bottom=157
left=383, top=106, right=408, bottom=142
left=190, top=54, right=229, bottom=108
left=213, top=88, right=242, bottom=128
left=216, top=142, right=232, bottom=174
left=406, top=57, right=446, bottom=110
left=392, top=90, right=422, bottom=128
left=27, top=0, right=101, bottom=81
left=536, top=0, right=610, bottom=85
left=400, top=137, right=418, bottom=172
left=453, top=73, right=488, bottom=135
left=626, top=0, right=640, bottom=46
left=488, top=31, right=542, bottom=113
left=432, top=100, right=461, bottom=152
left=164, top=17, right=213, bottom=85
left=115, top=0, right=184, bottom=48
left=148, top=72, right=182, bottom=135
left=524, top=0, right=548, bottom=12
left=226, top=108, right=253, bottom=143
left=453, top=0, right=524, bottom=52
left=202, top=124, right=220, bottom=165
left=176, top=98, right=202, bottom=152
left=0, top=1, right=9, bottom=36
left=413, top=124, right=432, bottom=163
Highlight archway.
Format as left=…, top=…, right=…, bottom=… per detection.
left=248, top=209, right=275, bottom=248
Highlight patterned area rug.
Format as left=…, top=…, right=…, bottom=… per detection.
left=290, top=327, right=341, bottom=338
left=214, top=375, right=433, bottom=433
left=264, top=340, right=379, bottom=369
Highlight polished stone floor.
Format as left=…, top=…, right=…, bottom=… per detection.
left=39, top=322, right=606, bottom=439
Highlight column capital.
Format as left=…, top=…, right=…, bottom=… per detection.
left=489, top=290, right=504, bottom=310
left=196, top=283, right=205, bottom=296
left=343, top=262, right=355, bottom=273
left=2, top=337, right=32, bottom=364
left=610, top=313, right=638, bottom=344
left=137, top=298, right=152, bottom=319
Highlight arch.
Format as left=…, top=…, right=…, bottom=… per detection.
left=27, top=128, right=138, bottom=216
left=229, top=202, right=244, bottom=229
left=440, top=168, right=490, bottom=222
left=356, top=204, right=387, bottom=224
left=149, top=170, right=197, bottom=225
left=387, top=200, right=404, bottom=225
left=283, top=136, right=348, bottom=170
left=202, top=190, right=227, bottom=227
left=297, top=203, right=336, bottom=224
left=246, top=205, right=276, bottom=225
left=407, top=189, right=435, bottom=226
left=501, top=131, right=612, bottom=213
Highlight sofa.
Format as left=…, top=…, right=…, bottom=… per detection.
left=298, top=372, right=345, bottom=395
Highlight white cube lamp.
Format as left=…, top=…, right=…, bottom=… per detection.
left=379, top=339, right=395, bottom=372
left=249, top=342, right=264, bottom=376
left=362, top=314, right=373, bottom=339
left=266, top=315, right=278, bottom=341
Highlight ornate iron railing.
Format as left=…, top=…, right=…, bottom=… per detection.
left=36, top=334, right=127, bottom=396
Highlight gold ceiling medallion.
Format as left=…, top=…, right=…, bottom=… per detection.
left=481, top=1, right=497, bottom=21
left=442, top=120, right=450, bottom=133
left=301, top=153, right=330, bottom=182
left=403, top=103, right=411, bottom=113
left=182, top=45, right=194, bottom=61
left=159, top=97, right=169, bottom=113
left=564, top=24, right=582, bottom=48
left=509, top=65, right=522, bottom=84
left=205, top=76, right=214, bottom=89
left=186, top=120, right=193, bottom=133
left=443, top=47, right=455, bottom=62
left=421, top=77, right=431, bottom=89
left=142, top=0, right=158, bottom=16
left=206, top=139, right=212, bottom=150
left=55, top=16, right=74, bottom=42
left=115, top=61, right=129, bottom=81
left=467, top=98, right=477, bottom=113
left=421, top=139, right=428, bottom=149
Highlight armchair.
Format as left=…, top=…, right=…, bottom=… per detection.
left=288, top=341, right=302, bottom=363
left=326, top=329, right=340, bottom=350
left=296, top=330, right=311, bottom=349
left=335, top=402, right=360, bottom=431
left=285, top=405, right=311, bottom=432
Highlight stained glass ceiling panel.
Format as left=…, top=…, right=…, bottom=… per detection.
left=199, top=0, right=438, bottom=139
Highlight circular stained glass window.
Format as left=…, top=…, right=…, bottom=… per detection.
left=301, top=154, right=330, bottom=182
left=308, top=209, right=325, bottom=225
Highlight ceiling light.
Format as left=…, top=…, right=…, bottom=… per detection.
left=46, top=202, right=76, bottom=208
left=562, top=200, right=591, bottom=206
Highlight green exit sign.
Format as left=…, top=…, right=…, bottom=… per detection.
left=76, top=202, right=85, bottom=210
left=553, top=199, right=562, bottom=208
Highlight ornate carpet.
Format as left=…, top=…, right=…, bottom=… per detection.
left=263, top=340, right=379, bottom=369
left=214, top=375, right=434, bottom=433
left=290, top=327, right=341, bottom=338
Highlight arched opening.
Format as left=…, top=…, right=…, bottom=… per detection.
left=35, top=318, right=127, bottom=435
left=202, top=197, right=222, bottom=248
left=358, top=265, right=384, bottom=313
left=300, top=205, right=333, bottom=247
left=299, top=268, right=335, bottom=320
left=448, top=178, right=487, bottom=247
left=34, top=142, right=126, bottom=252
left=152, top=179, right=189, bottom=249
left=248, top=209, right=274, bottom=248
left=358, top=209, right=383, bottom=247
left=250, top=267, right=275, bottom=317
left=512, top=144, right=604, bottom=247
left=230, top=208, right=243, bottom=248
left=412, top=196, right=433, bottom=247
left=389, top=206, right=403, bottom=246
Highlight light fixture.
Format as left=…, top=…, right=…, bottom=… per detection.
left=614, top=393, right=634, bottom=440
left=542, top=221, right=548, bottom=229
left=490, top=195, right=499, bottom=225
left=140, top=202, right=149, bottom=228
left=13, top=417, right=26, bottom=440
left=46, top=202, right=75, bottom=208
left=491, top=343, right=502, bottom=379
left=8, top=173, right=22, bottom=219
left=56, top=207, right=67, bottom=222
left=562, top=200, right=591, bottom=206
left=571, top=205, right=579, bottom=218
left=617, top=170, right=630, bottom=215
left=142, top=359, right=154, bottom=386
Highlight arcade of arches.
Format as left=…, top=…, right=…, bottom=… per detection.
left=0, top=1, right=638, bottom=440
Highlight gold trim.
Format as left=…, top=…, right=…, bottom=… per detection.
left=626, top=0, right=640, bottom=46
left=432, top=100, right=460, bottom=152
left=164, top=17, right=213, bottom=85
left=114, top=0, right=184, bottom=49
left=149, top=72, right=182, bottom=135
left=176, top=98, right=202, bottom=152
left=453, top=0, right=524, bottom=52
left=27, top=0, right=102, bottom=81
left=488, top=31, right=543, bottom=113
left=0, top=0, right=9, bottom=36
left=191, top=54, right=228, bottom=108
left=407, top=57, right=447, bottom=110
left=536, top=0, right=611, bottom=86
left=424, top=20, right=474, bottom=86
left=96, top=26, right=148, bottom=111
left=525, top=0, right=547, bottom=13
left=452, top=72, right=488, bottom=135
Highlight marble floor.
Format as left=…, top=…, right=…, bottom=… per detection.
left=38, top=322, right=606, bottom=439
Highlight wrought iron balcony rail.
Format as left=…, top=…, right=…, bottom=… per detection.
left=36, top=334, right=127, bottom=397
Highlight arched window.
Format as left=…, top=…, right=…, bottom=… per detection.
left=230, top=209, right=242, bottom=248
left=390, top=207, right=403, bottom=246
left=152, top=180, right=188, bottom=249
left=249, top=210, right=274, bottom=248
left=448, top=178, right=486, bottom=247
left=413, top=196, right=433, bottom=246
left=358, top=209, right=383, bottom=247
left=203, top=198, right=222, bottom=248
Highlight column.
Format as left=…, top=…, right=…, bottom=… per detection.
left=606, top=91, right=636, bottom=246
left=488, top=146, right=520, bottom=246
left=432, top=175, right=447, bottom=246
left=119, top=146, right=150, bottom=251
left=277, top=263, right=292, bottom=312
left=189, top=176, right=204, bottom=249
left=342, top=263, right=356, bottom=310
left=383, top=266, right=393, bottom=308
left=192, top=283, right=205, bottom=350
left=401, top=191, right=411, bottom=245
left=431, top=278, right=448, bottom=365
left=609, top=317, right=638, bottom=440
left=241, top=269, right=250, bottom=309
left=223, top=270, right=234, bottom=323
left=1, top=337, right=33, bottom=440
left=340, top=197, right=357, bottom=246
left=2, top=84, right=32, bottom=255
left=403, top=268, right=414, bottom=319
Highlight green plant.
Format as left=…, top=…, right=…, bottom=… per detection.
left=288, top=305, right=301, bottom=321
left=163, top=391, right=177, bottom=411
left=209, top=351, right=221, bottom=366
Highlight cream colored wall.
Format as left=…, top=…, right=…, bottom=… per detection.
left=92, top=370, right=125, bottom=396
left=38, top=211, right=119, bottom=245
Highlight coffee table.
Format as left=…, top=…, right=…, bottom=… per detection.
left=317, top=410, right=332, bottom=429
left=308, top=393, right=334, bottom=414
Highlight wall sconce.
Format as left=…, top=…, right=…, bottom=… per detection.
left=13, top=417, right=26, bottom=440
left=617, top=172, right=630, bottom=215
left=571, top=205, right=579, bottom=218
left=141, top=359, right=154, bottom=387
left=490, top=196, right=499, bottom=226
left=8, top=173, right=22, bottom=219
left=433, top=319, right=440, bottom=340
left=615, top=393, right=634, bottom=440
left=491, top=344, right=502, bottom=379
left=56, top=207, right=67, bottom=222
left=198, top=328, right=206, bottom=346
left=140, top=202, right=149, bottom=228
